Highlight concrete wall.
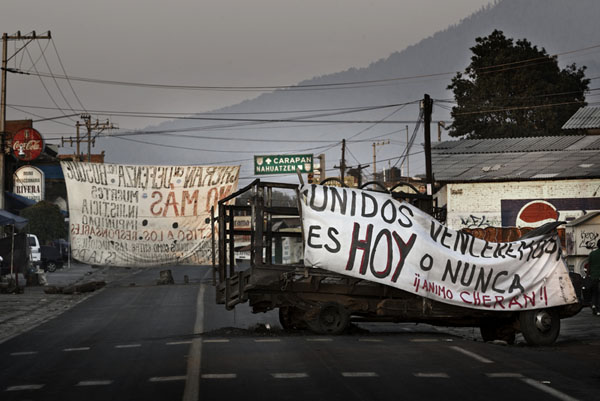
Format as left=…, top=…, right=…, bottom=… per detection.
left=436, top=179, right=600, bottom=230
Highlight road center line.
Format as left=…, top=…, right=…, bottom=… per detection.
left=149, top=376, right=187, bottom=382
left=254, top=339, right=281, bottom=343
left=342, top=372, right=379, bottom=377
left=306, top=338, right=333, bottom=342
left=410, top=338, right=439, bottom=343
left=487, top=373, right=524, bottom=378
left=167, top=340, right=193, bottom=346
left=358, top=338, right=383, bottom=342
left=520, top=378, right=580, bottom=401
left=10, top=351, right=38, bottom=356
left=76, top=380, right=113, bottom=386
left=203, top=339, right=230, bottom=343
left=272, top=373, right=309, bottom=379
left=5, top=384, right=44, bottom=391
left=414, top=373, right=450, bottom=378
left=63, top=347, right=91, bottom=352
left=449, top=346, right=494, bottom=364
left=201, top=374, right=237, bottom=379
left=115, top=344, right=141, bottom=349
left=182, top=283, right=205, bottom=401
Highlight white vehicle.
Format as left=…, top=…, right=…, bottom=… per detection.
left=27, top=234, right=41, bottom=268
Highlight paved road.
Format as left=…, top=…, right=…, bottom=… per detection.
left=1, top=265, right=599, bottom=401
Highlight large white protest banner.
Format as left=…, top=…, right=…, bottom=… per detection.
left=300, top=184, right=578, bottom=311
left=62, top=162, right=239, bottom=267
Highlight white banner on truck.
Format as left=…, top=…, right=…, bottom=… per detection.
left=62, top=162, right=239, bottom=267
left=300, top=184, right=578, bottom=311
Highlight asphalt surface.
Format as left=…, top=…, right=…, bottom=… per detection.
left=1, top=264, right=599, bottom=401
left=2, top=262, right=599, bottom=346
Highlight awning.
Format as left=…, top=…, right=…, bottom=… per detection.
left=0, top=209, right=28, bottom=230
left=5, top=191, right=36, bottom=212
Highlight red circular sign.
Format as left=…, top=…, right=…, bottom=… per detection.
left=12, top=128, right=44, bottom=161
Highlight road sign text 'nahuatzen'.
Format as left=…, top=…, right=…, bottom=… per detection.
left=254, top=154, right=313, bottom=175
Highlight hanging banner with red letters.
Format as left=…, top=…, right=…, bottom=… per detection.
left=62, top=161, right=239, bottom=267
left=300, top=184, right=578, bottom=311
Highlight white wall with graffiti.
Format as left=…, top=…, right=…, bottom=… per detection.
left=436, top=179, right=600, bottom=230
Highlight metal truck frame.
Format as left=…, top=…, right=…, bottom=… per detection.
left=214, top=179, right=584, bottom=346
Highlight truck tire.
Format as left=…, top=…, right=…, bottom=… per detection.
left=479, top=321, right=516, bottom=344
left=307, top=302, right=350, bottom=335
left=45, top=261, right=58, bottom=273
left=519, top=309, right=560, bottom=346
left=278, top=307, right=307, bottom=331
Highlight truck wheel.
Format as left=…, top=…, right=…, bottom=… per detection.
left=519, top=309, right=560, bottom=346
left=480, top=321, right=516, bottom=344
left=308, top=302, right=350, bottom=335
left=278, top=307, right=307, bottom=331
left=45, top=261, right=58, bottom=273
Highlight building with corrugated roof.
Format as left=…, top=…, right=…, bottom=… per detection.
left=562, top=106, right=600, bottom=135
left=431, top=135, right=600, bottom=230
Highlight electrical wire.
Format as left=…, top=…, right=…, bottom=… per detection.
left=9, top=100, right=416, bottom=117
left=50, top=38, right=87, bottom=112
left=23, top=45, right=77, bottom=123
left=12, top=43, right=599, bottom=93
left=36, top=39, right=79, bottom=116
left=7, top=105, right=75, bottom=128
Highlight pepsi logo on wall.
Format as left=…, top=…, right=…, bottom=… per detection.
left=12, top=128, right=44, bottom=161
left=502, top=198, right=600, bottom=227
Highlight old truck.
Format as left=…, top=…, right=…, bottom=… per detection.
left=213, top=179, right=584, bottom=346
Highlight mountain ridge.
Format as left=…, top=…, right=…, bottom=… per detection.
left=100, top=0, right=600, bottom=181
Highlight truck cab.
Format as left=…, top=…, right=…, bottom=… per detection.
left=27, top=234, right=41, bottom=268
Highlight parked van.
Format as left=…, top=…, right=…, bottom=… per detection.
left=27, top=234, right=41, bottom=268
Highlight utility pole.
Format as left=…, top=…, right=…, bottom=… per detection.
left=372, top=140, right=390, bottom=182
left=353, top=164, right=369, bottom=187
left=0, top=30, right=51, bottom=209
left=62, top=114, right=117, bottom=161
left=437, top=121, right=446, bottom=142
left=421, top=94, right=434, bottom=202
left=317, top=154, right=326, bottom=181
left=405, top=125, right=409, bottom=178
left=333, top=139, right=347, bottom=183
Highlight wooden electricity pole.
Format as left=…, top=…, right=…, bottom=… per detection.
left=422, top=94, right=433, bottom=195
left=372, top=140, right=390, bottom=182
left=0, top=31, right=51, bottom=208
left=333, top=139, right=347, bottom=183
left=62, top=114, right=117, bottom=161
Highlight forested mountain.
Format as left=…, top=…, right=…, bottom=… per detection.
left=99, top=0, right=600, bottom=182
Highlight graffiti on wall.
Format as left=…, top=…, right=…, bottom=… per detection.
left=460, top=214, right=494, bottom=229
left=579, top=230, right=599, bottom=250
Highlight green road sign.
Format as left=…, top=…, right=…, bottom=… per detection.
left=254, top=154, right=313, bottom=175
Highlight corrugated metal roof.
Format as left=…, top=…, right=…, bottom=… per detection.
left=432, top=135, right=600, bottom=182
left=566, top=211, right=600, bottom=226
left=581, top=137, right=600, bottom=150
left=562, top=106, right=600, bottom=130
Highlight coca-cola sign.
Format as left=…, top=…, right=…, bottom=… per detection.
left=13, top=128, right=44, bottom=161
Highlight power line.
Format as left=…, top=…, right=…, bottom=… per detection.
left=436, top=87, right=600, bottom=104
left=23, top=44, right=76, bottom=123
left=50, top=38, right=87, bottom=112
left=10, top=43, right=599, bottom=92
left=451, top=99, right=587, bottom=117
left=35, top=38, right=79, bottom=116
left=8, top=100, right=417, bottom=117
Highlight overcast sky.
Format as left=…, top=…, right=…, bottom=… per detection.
left=1, top=0, right=492, bottom=141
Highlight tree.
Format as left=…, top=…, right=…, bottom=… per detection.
left=447, top=30, right=589, bottom=139
left=20, top=201, right=67, bottom=245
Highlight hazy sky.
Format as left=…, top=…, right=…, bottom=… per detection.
left=1, top=0, right=491, bottom=141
